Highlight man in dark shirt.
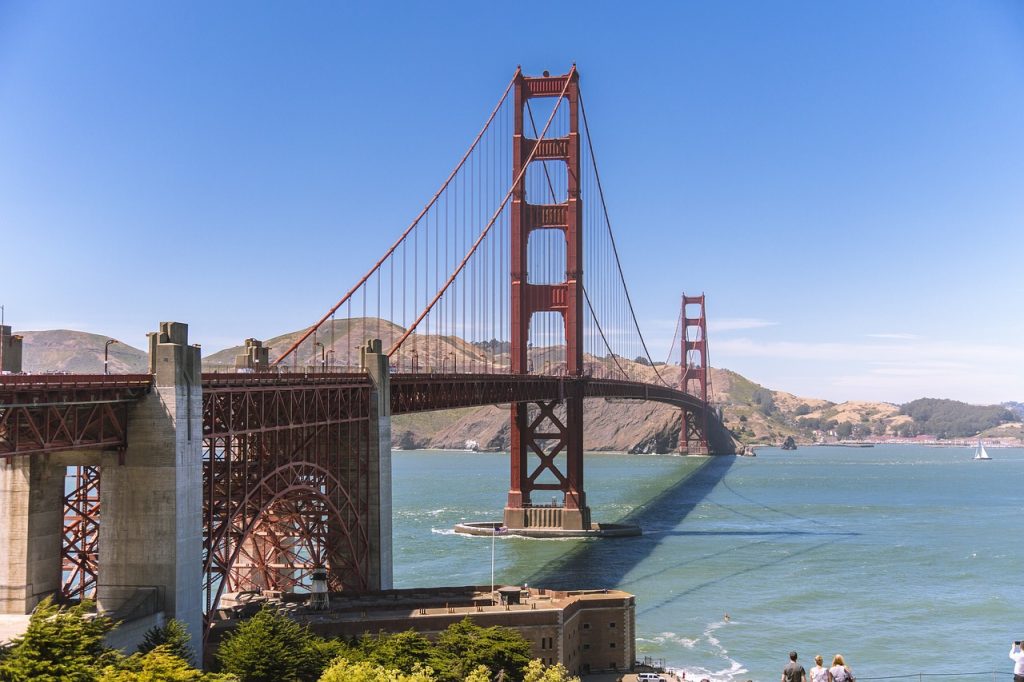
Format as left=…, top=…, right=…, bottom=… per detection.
left=782, top=651, right=806, bottom=682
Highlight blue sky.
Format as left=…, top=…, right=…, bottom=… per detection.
left=1, top=1, right=1022, bottom=404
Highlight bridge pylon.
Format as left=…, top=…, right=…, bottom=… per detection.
left=504, top=68, right=591, bottom=532
left=679, top=294, right=711, bottom=455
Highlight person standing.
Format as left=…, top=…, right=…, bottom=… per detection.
left=782, top=651, right=806, bottom=682
left=1010, top=640, right=1024, bottom=682
left=829, top=654, right=854, bottom=682
left=808, top=655, right=829, bottom=682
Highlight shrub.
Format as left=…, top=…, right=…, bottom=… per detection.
left=215, top=605, right=321, bottom=682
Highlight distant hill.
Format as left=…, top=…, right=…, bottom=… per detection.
left=13, top=325, right=1022, bottom=449
left=17, top=330, right=147, bottom=374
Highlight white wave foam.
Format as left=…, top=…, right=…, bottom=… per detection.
left=662, top=621, right=747, bottom=682
left=639, top=631, right=699, bottom=648
left=430, top=528, right=457, bottom=536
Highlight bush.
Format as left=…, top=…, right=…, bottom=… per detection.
left=0, top=596, right=117, bottom=682
left=318, top=659, right=435, bottom=682
left=100, top=646, right=236, bottom=681
left=360, top=630, right=433, bottom=673
left=216, top=605, right=322, bottom=682
left=138, top=619, right=194, bottom=666
left=430, top=618, right=532, bottom=682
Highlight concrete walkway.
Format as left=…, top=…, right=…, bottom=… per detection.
left=0, top=614, right=30, bottom=645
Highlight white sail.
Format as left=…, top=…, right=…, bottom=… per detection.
left=973, top=439, right=991, bottom=460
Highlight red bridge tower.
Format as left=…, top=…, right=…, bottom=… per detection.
left=504, top=68, right=590, bottom=531
left=680, top=293, right=710, bottom=455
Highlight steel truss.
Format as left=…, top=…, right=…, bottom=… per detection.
left=62, top=465, right=100, bottom=601
left=202, top=374, right=376, bottom=618
left=0, top=375, right=151, bottom=458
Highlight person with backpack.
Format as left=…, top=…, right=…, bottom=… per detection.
left=829, top=654, right=854, bottom=682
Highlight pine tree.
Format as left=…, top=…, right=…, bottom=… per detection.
left=99, top=645, right=237, bottom=681
left=0, top=596, right=116, bottom=682
left=138, top=619, right=194, bottom=666
left=215, top=605, right=321, bottom=682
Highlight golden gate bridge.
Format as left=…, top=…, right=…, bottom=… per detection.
left=0, top=67, right=728, bottom=651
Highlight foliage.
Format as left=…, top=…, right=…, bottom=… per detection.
left=138, top=619, right=194, bottom=666
left=899, top=398, right=1017, bottom=438
left=0, top=596, right=117, bottom=682
left=100, top=646, right=236, bottom=681
left=851, top=423, right=872, bottom=440
left=306, top=637, right=358, bottom=674
left=633, top=355, right=651, bottom=366
left=215, top=605, right=322, bottom=682
left=360, top=630, right=433, bottom=673
left=794, top=403, right=811, bottom=416
left=430, top=618, right=532, bottom=682
left=318, top=658, right=435, bottom=682
left=835, top=421, right=854, bottom=440
left=522, top=659, right=580, bottom=682
left=463, top=666, right=492, bottom=682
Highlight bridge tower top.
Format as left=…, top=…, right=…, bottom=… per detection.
left=679, top=293, right=709, bottom=403
left=510, top=67, right=582, bottom=376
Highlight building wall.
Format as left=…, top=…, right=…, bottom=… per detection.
left=210, top=587, right=636, bottom=674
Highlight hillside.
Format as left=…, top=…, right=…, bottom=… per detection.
left=11, top=325, right=1022, bottom=449
left=17, top=330, right=148, bottom=374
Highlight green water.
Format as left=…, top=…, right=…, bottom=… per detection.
left=392, top=446, right=1024, bottom=682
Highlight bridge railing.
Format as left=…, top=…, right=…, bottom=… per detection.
left=0, top=373, right=153, bottom=391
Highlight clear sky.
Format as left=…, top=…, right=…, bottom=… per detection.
left=1, top=1, right=1022, bottom=404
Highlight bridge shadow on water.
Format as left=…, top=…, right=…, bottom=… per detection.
left=523, top=456, right=858, bottom=615
left=525, top=455, right=738, bottom=589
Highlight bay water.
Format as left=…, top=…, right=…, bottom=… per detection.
left=392, top=446, right=1024, bottom=682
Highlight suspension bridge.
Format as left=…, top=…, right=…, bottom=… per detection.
left=0, top=67, right=731, bottom=653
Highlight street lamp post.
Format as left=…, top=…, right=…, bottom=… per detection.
left=326, top=349, right=335, bottom=371
left=314, top=342, right=325, bottom=372
left=104, top=339, right=119, bottom=375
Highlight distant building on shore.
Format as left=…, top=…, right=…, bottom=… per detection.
left=210, top=585, right=636, bottom=676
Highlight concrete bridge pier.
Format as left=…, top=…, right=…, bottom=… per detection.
left=97, top=322, right=203, bottom=657
left=360, top=339, right=393, bottom=591
left=0, top=456, right=66, bottom=613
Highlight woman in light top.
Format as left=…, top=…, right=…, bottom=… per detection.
left=808, top=655, right=829, bottom=682
left=829, top=654, right=854, bottom=682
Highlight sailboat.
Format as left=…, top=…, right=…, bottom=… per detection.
left=973, top=438, right=991, bottom=461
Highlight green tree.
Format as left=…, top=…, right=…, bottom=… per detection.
left=430, top=618, right=532, bottom=682
left=100, top=646, right=236, bottom=681
left=318, top=659, right=436, bottom=682
left=215, top=605, right=322, bottom=682
left=835, top=421, right=854, bottom=439
left=0, top=596, right=117, bottom=682
left=360, top=630, right=434, bottom=673
left=523, top=659, right=580, bottom=682
left=463, top=666, right=492, bottom=682
left=138, top=619, right=194, bottom=666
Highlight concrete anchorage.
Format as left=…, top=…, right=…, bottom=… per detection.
left=97, top=322, right=204, bottom=656
left=0, top=325, right=23, bottom=373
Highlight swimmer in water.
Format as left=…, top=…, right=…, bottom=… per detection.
left=723, top=613, right=730, bottom=622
